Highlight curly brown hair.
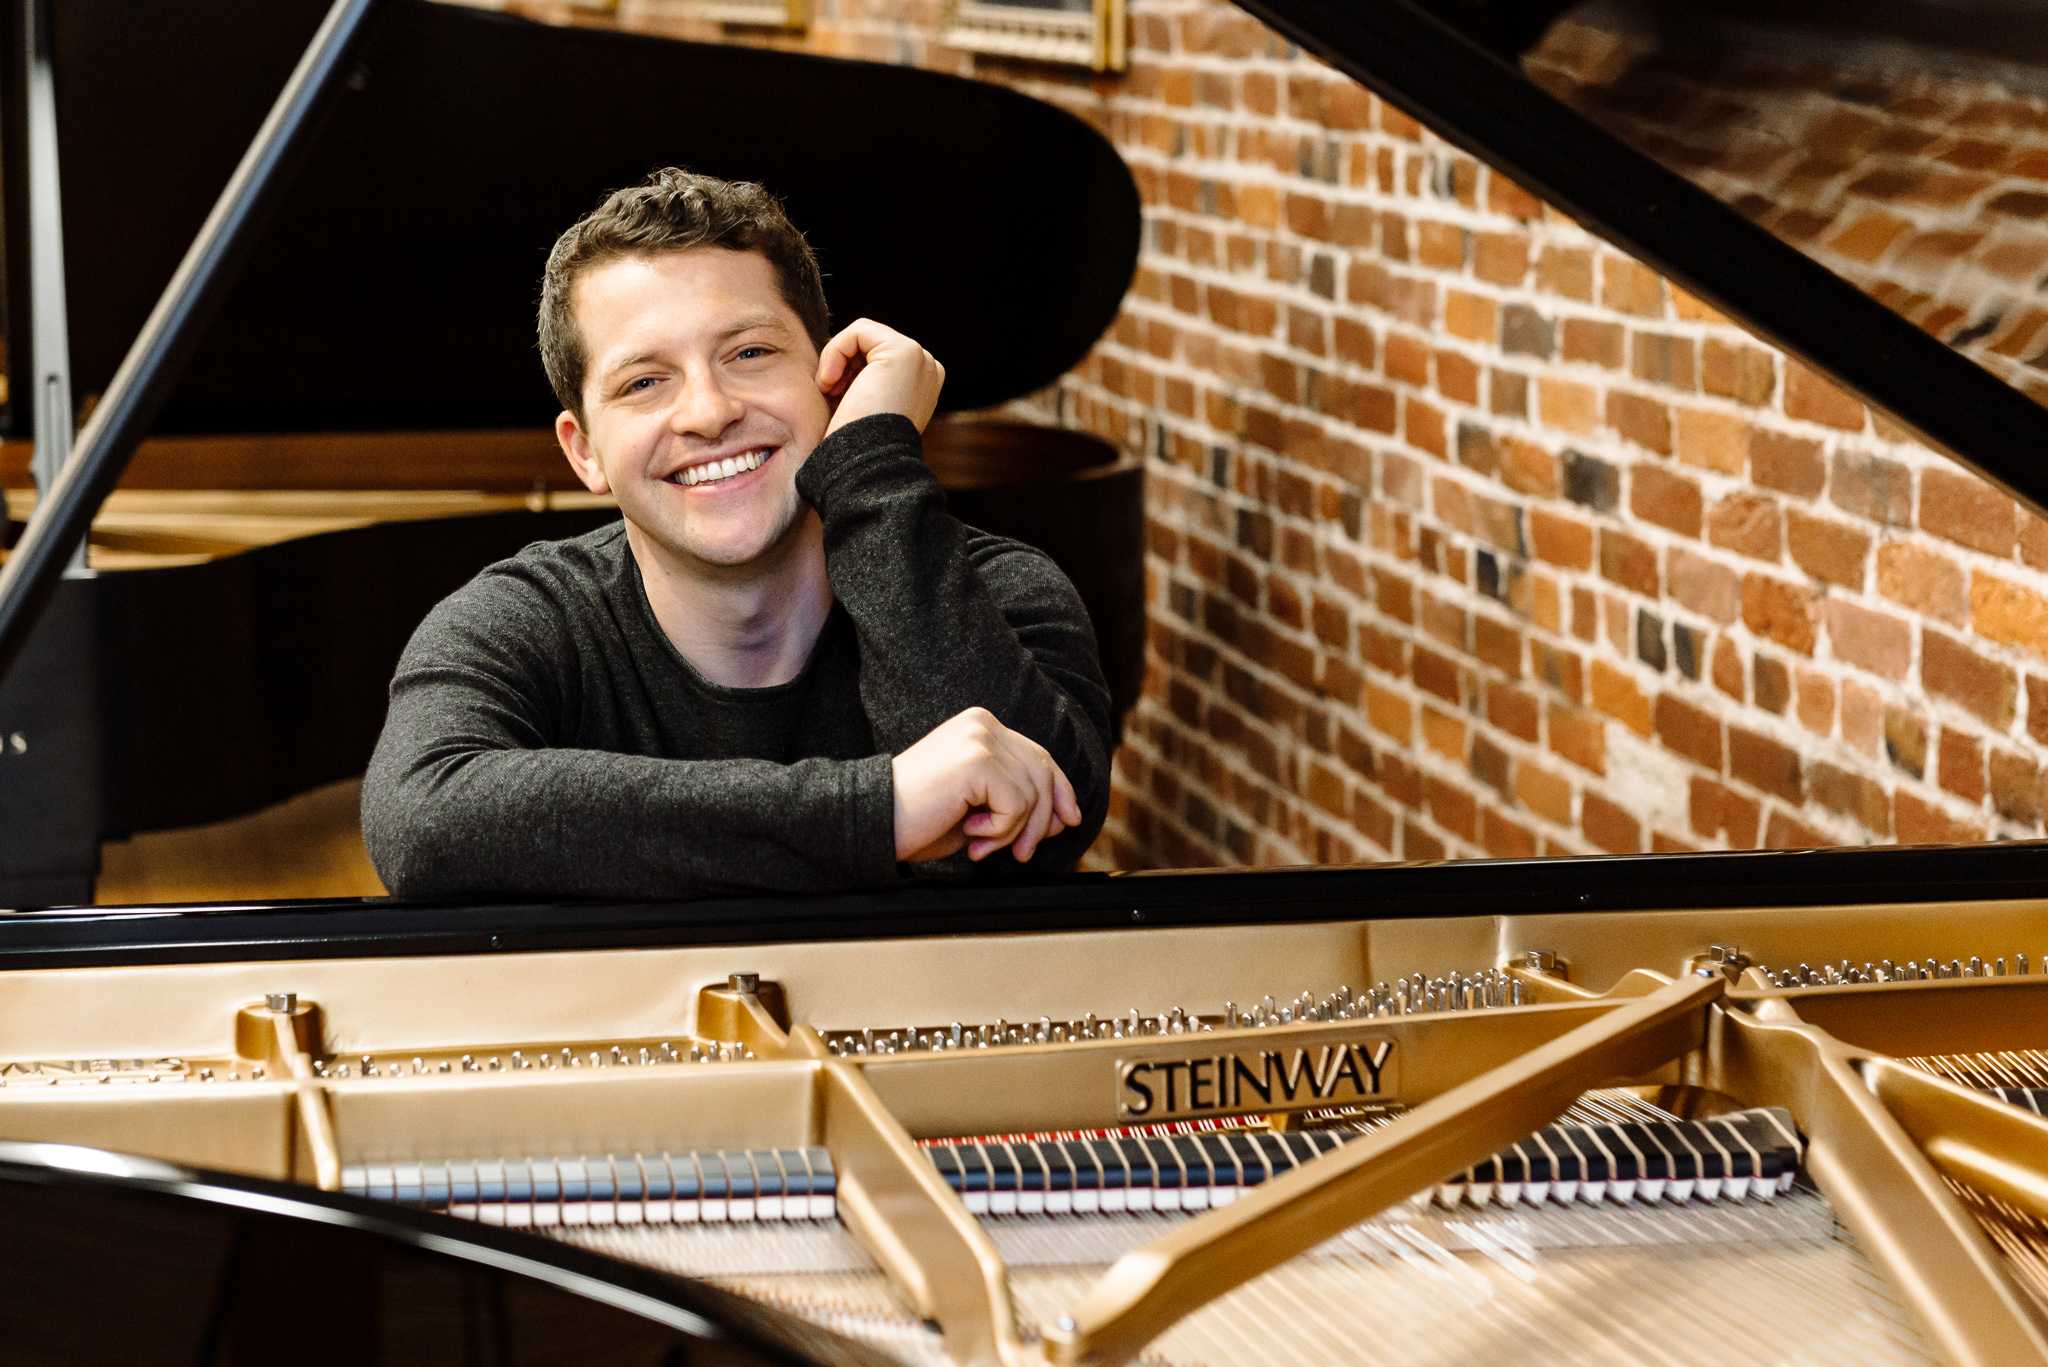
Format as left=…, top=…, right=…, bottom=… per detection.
left=538, top=168, right=829, bottom=421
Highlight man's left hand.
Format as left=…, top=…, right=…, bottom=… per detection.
left=819, top=319, right=945, bottom=437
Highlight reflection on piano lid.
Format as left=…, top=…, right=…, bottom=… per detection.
left=0, top=0, right=1144, bottom=904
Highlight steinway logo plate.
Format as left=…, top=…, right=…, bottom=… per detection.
left=1116, top=1037, right=1397, bottom=1121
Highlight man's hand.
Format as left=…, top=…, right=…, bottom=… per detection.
left=892, top=707, right=1082, bottom=864
left=819, top=319, right=945, bottom=437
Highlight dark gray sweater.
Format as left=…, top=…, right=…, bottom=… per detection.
left=361, top=414, right=1112, bottom=899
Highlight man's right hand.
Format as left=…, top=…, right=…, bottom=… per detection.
left=891, top=707, right=1082, bottom=864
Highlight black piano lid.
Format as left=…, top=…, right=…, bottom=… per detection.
left=3, top=0, right=1140, bottom=437
left=0, top=1140, right=881, bottom=1365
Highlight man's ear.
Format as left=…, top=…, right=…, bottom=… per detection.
left=556, top=410, right=609, bottom=495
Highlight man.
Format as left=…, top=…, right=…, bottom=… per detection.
left=361, top=168, right=1111, bottom=898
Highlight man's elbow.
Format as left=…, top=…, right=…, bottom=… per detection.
left=361, top=771, right=476, bottom=899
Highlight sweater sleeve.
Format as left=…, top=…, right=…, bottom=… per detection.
left=796, top=414, right=1115, bottom=874
left=360, top=570, right=899, bottom=900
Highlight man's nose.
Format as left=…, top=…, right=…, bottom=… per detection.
left=668, top=371, right=746, bottom=439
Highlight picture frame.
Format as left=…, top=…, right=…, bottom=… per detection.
left=944, top=0, right=1126, bottom=72
left=674, top=0, right=809, bottom=31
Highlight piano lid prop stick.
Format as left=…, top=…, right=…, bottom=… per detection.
left=1044, top=972, right=1724, bottom=1367
left=0, top=0, right=382, bottom=678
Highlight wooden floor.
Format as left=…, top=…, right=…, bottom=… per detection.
left=96, top=777, right=388, bottom=905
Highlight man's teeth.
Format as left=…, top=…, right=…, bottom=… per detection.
left=675, top=449, right=770, bottom=486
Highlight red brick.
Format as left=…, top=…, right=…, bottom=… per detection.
left=1539, top=377, right=1599, bottom=433
left=1707, top=493, right=1783, bottom=562
left=1590, top=660, right=1653, bottom=737
left=1885, top=704, right=1929, bottom=779
left=1749, top=430, right=1825, bottom=498
left=1562, top=318, right=1624, bottom=368
left=1421, top=706, right=1468, bottom=763
left=1607, top=391, right=1673, bottom=454
left=1548, top=703, right=1607, bottom=774
left=1412, top=644, right=1464, bottom=704
left=1730, top=726, right=1803, bottom=803
left=1515, top=760, right=1574, bottom=824
left=1796, top=668, right=1836, bottom=737
left=1784, top=362, right=1865, bottom=430
left=1481, top=807, right=1539, bottom=859
left=1762, top=810, right=1829, bottom=850
left=1825, top=599, right=1911, bottom=679
left=1531, top=640, right=1584, bottom=701
left=1486, top=680, right=1540, bottom=741
left=1384, top=332, right=1430, bottom=386
left=1753, top=653, right=1791, bottom=714
left=1581, top=791, right=1644, bottom=853
left=1473, top=230, right=1531, bottom=285
left=1990, top=749, right=2042, bottom=825
left=1877, top=543, right=1967, bottom=625
left=1530, top=509, right=1594, bottom=570
left=1895, top=791, right=1986, bottom=845
left=1444, top=290, right=1496, bottom=343
left=1673, top=407, right=1748, bottom=475
left=1842, top=679, right=1883, bottom=756
left=1474, top=614, right=1523, bottom=674
left=1923, top=627, right=2018, bottom=728
left=1655, top=692, right=1724, bottom=770
left=1690, top=777, right=1761, bottom=846
left=1666, top=547, right=1738, bottom=623
left=1711, top=636, right=1744, bottom=701
left=1742, top=575, right=1820, bottom=655
left=1970, top=572, right=2048, bottom=660
left=1786, top=510, right=1870, bottom=588
left=1631, top=464, right=1703, bottom=537
left=1501, top=437, right=1559, bottom=497
left=1939, top=728, right=1986, bottom=804
left=1809, top=760, right=1891, bottom=836
left=1602, top=256, right=1666, bottom=317
left=1831, top=449, right=1912, bottom=526
left=1922, top=467, right=2017, bottom=557
left=1702, top=340, right=1775, bottom=404
left=1425, top=775, right=1479, bottom=840
left=1537, top=245, right=1594, bottom=301
left=1599, top=528, right=1659, bottom=595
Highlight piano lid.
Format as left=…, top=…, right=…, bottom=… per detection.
left=2, top=0, right=1140, bottom=438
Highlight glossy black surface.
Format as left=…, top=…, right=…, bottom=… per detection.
left=4, top=842, right=2045, bottom=968
left=13, top=0, right=1139, bottom=436
left=0, top=1141, right=882, bottom=1365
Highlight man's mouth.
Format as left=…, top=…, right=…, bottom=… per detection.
left=668, top=447, right=773, bottom=488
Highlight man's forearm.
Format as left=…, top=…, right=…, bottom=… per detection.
left=363, top=724, right=897, bottom=900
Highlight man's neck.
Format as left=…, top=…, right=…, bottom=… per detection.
left=628, top=520, right=834, bottom=689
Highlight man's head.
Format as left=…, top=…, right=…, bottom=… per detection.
left=539, top=168, right=829, bottom=426
left=543, top=170, right=835, bottom=580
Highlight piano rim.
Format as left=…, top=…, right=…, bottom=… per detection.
left=1, top=838, right=2046, bottom=969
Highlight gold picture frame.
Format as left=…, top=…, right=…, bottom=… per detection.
left=944, top=0, right=1126, bottom=72
left=679, top=0, right=809, bottom=30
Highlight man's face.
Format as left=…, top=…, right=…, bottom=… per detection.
left=556, top=248, right=831, bottom=577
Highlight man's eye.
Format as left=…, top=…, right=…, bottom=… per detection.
left=623, top=376, right=659, bottom=394
left=734, top=346, right=773, bottom=361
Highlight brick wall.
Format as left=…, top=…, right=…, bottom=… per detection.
left=498, top=0, right=2048, bottom=868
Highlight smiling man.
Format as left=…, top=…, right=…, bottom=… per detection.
left=361, top=169, right=1111, bottom=898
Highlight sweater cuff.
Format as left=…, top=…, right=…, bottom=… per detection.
left=795, top=413, right=925, bottom=512
left=844, top=751, right=902, bottom=887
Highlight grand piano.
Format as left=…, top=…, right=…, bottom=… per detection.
left=4, top=0, right=2048, bottom=1362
